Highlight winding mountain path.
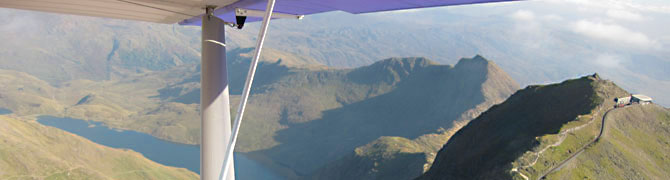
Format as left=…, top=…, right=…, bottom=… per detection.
left=511, top=106, right=603, bottom=180
left=538, top=106, right=622, bottom=179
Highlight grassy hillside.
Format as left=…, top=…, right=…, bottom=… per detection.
left=419, top=74, right=631, bottom=180
left=0, top=66, right=203, bottom=144
left=545, top=104, right=670, bottom=179
left=0, top=115, right=198, bottom=179
left=0, top=47, right=322, bottom=145
left=0, top=70, right=65, bottom=115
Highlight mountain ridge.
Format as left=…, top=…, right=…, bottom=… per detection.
left=260, top=55, right=518, bottom=178
left=416, top=74, right=670, bottom=180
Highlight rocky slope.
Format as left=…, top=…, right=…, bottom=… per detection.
left=418, top=74, right=669, bottom=180
left=0, top=115, right=198, bottom=179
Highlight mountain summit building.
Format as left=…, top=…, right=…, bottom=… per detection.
left=632, top=94, right=653, bottom=105
left=616, top=94, right=653, bottom=107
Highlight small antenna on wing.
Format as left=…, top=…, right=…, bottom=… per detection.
left=234, top=8, right=304, bottom=30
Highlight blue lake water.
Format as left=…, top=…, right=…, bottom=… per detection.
left=0, top=108, right=12, bottom=115
left=37, top=116, right=281, bottom=180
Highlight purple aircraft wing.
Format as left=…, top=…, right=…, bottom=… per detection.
left=179, top=0, right=520, bottom=25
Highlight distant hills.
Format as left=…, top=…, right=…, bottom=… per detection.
left=0, top=9, right=201, bottom=84
left=0, top=9, right=319, bottom=85
left=2, top=8, right=668, bottom=106
left=418, top=74, right=670, bottom=179
left=0, top=115, right=197, bottom=179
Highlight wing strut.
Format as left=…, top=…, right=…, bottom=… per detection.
left=201, top=6, right=235, bottom=180
left=219, top=0, right=276, bottom=179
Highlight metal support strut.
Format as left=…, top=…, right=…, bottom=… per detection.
left=219, top=0, right=276, bottom=179
left=201, top=6, right=235, bottom=180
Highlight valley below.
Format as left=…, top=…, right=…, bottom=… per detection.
left=36, top=115, right=281, bottom=179
left=0, top=53, right=520, bottom=179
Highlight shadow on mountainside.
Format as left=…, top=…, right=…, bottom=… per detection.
left=253, top=57, right=494, bottom=175
left=151, top=48, right=292, bottom=104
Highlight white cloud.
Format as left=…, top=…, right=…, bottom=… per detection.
left=542, top=14, right=563, bottom=21
left=508, top=10, right=550, bottom=50
left=572, top=20, right=659, bottom=48
left=606, top=9, right=644, bottom=21
left=623, top=1, right=670, bottom=14
left=594, top=54, right=624, bottom=68
left=510, top=10, right=535, bottom=21
left=662, top=35, right=670, bottom=44
left=544, top=0, right=670, bottom=14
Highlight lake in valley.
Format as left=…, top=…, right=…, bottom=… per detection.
left=37, top=116, right=282, bottom=180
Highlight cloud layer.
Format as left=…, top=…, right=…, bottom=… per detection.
left=510, top=10, right=535, bottom=21
left=606, top=9, right=644, bottom=21
left=572, top=20, right=659, bottom=48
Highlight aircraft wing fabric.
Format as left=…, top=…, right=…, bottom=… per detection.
left=0, top=0, right=518, bottom=25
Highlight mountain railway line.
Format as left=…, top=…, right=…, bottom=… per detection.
left=538, top=105, right=629, bottom=179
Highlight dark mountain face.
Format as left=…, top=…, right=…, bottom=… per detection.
left=306, top=55, right=521, bottom=180
left=418, top=74, right=632, bottom=180
left=150, top=48, right=294, bottom=104
left=242, top=56, right=517, bottom=176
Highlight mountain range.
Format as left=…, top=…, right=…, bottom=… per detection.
left=0, top=50, right=519, bottom=178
